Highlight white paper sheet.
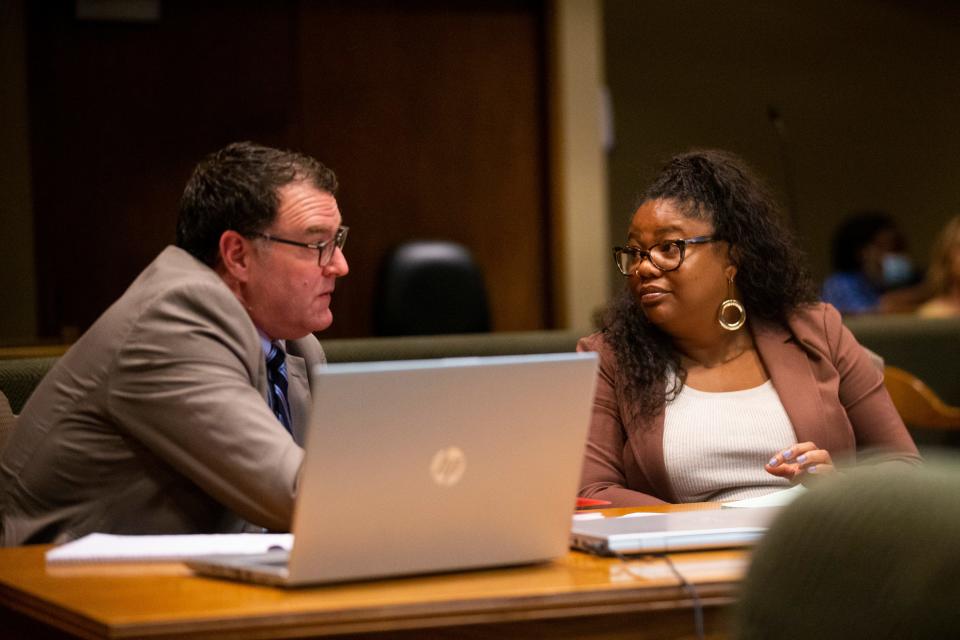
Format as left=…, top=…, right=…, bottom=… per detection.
left=45, top=532, right=293, bottom=564
left=721, top=484, right=806, bottom=509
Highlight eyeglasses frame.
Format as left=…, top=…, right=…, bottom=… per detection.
left=613, top=235, right=717, bottom=275
left=252, top=226, right=349, bottom=266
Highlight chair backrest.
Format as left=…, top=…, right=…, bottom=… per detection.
left=735, top=462, right=960, bottom=639
left=0, top=391, right=15, bottom=454
left=323, top=330, right=582, bottom=363
left=374, top=240, right=491, bottom=336
left=884, top=366, right=960, bottom=430
left=0, top=356, right=59, bottom=414
left=845, top=315, right=960, bottom=404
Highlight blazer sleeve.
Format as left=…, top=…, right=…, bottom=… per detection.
left=577, top=335, right=668, bottom=506
left=820, top=305, right=922, bottom=465
left=106, top=280, right=304, bottom=532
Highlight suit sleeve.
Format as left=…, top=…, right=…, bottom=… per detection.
left=106, top=281, right=304, bottom=531
left=822, top=305, right=922, bottom=465
left=577, top=336, right=668, bottom=506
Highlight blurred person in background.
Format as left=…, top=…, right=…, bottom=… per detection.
left=917, top=215, right=960, bottom=318
left=821, top=211, right=925, bottom=314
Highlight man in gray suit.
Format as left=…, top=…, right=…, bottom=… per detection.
left=0, top=142, right=349, bottom=545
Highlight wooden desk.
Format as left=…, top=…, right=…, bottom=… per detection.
left=0, top=505, right=747, bottom=640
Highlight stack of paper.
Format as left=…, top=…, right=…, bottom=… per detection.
left=45, top=533, right=292, bottom=564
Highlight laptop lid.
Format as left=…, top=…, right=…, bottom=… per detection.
left=267, top=352, right=599, bottom=585
left=570, top=506, right=781, bottom=556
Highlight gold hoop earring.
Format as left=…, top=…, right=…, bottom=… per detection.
left=718, top=277, right=746, bottom=331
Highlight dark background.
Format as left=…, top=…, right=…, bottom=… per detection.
left=22, top=0, right=551, bottom=340
left=3, top=0, right=959, bottom=343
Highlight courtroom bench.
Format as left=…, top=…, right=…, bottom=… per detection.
left=0, top=330, right=584, bottom=415
left=843, top=315, right=960, bottom=451
left=3, top=317, right=958, bottom=420
left=843, top=315, right=960, bottom=405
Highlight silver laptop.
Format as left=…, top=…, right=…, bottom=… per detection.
left=570, top=506, right=782, bottom=556
left=189, top=352, right=598, bottom=586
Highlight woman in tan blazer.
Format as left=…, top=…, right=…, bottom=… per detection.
left=578, top=150, right=920, bottom=507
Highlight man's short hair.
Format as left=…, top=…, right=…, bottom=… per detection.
left=176, top=142, right=338, bottom=267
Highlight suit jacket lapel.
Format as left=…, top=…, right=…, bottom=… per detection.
left=753, top=322, right=830, bottom=445
left=284, top=353, right=311, bottom=445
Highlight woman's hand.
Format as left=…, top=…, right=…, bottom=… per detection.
left=765, top=442, right=835, bottom=481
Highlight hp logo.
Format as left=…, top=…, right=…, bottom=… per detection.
left=430, top=446, right=467, bottom=487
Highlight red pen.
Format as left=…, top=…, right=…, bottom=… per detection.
left=575, top=497, right=612, bottom=508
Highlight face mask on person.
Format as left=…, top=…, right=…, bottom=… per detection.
left=882, top=253, right=914, bottom=287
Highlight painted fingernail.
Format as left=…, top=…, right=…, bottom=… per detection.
left=782, top=449, right=794, bottom=460
left=797, top=454, right=808, bottom=464
left=808, top=465, right=818, bottom=474
left=768, top=457, right=779, bottom=467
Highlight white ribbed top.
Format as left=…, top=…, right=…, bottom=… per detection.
left=663, top=379, right=797, bottom=503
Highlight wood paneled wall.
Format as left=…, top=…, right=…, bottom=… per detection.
left=26, top=0, right=549, bottom=339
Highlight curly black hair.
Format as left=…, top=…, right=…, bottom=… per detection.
left=601, top=150, right=818, bottom=419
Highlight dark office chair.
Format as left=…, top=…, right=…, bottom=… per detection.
left=374, top=240, right=491, bottom=336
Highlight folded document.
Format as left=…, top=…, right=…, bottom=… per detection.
left=721, top=484, right=806, bottom=509
left=45, top=532, right=292, bottom=564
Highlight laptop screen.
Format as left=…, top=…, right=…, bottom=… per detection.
left=283, top=353, right=599, bottom=584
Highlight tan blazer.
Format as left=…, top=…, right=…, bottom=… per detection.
left=577, top=303, right=921, bottom=506
left=0, top=247, right=325, bottom=545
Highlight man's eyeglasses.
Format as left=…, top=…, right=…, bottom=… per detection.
left=613, top=236, right=716, bottom=275
left=253, top=226, right=349, bottom=267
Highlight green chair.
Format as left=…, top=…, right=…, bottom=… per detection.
left=845, top=315, right=960, bottom=405
left=735, top=461, right=960, bottom=639
left=0, top=357, right=59, bottom=414
left=322, top=330, right=582, bottom=363
left=0, top=391, right=15, bottom=453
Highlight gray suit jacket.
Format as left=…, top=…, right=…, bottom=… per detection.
left=0, top=247, right=325, bottom=545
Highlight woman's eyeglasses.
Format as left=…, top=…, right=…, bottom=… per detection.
left=613, top=236, right=716, bottom=275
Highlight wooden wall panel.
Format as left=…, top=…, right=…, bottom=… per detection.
left=294, top=1, right=550, bottom=337
left=25, top=0, right=549, bottom=340
left=27, top=1, right=299, bottom=338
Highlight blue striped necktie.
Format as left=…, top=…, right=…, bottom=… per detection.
left=266, top=343, right=293, bottom=435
